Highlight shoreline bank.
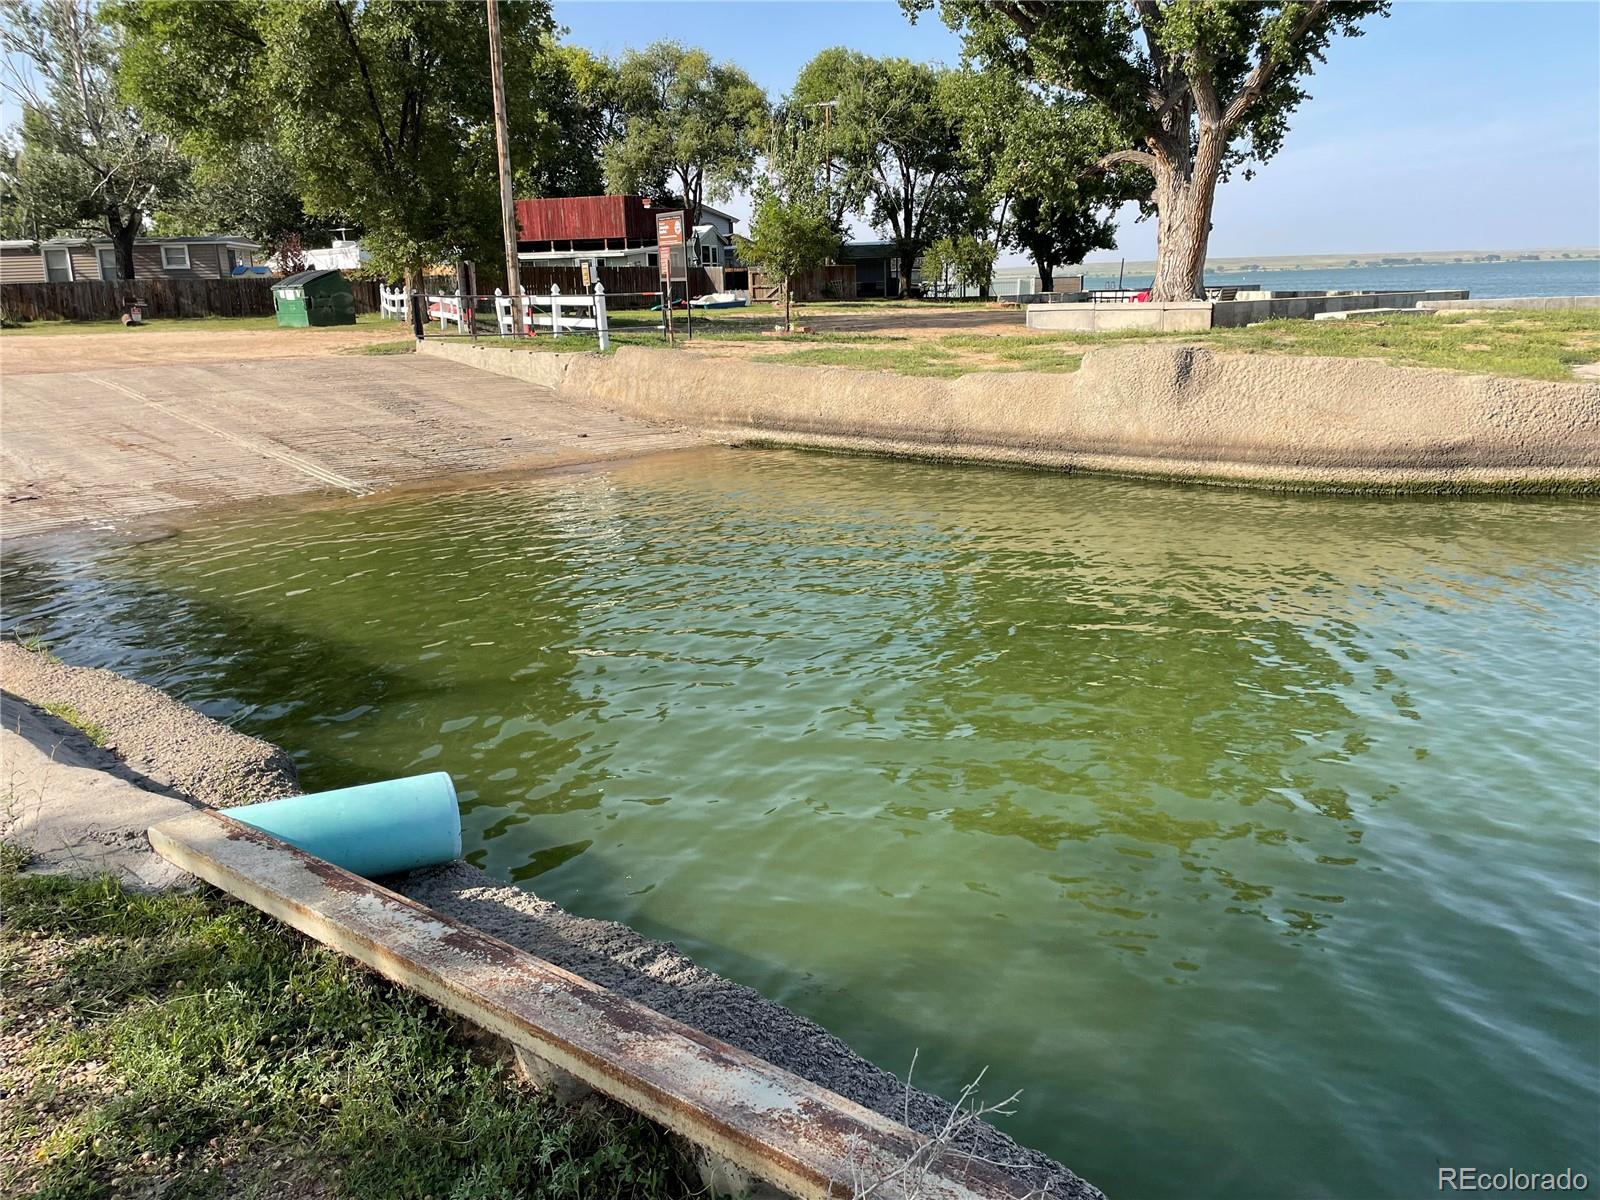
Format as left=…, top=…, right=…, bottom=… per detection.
left=420, top=340, right=1600, bottom=495
left=0, top=642, right=1101, bottom=1200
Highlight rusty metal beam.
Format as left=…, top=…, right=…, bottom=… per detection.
left=147, top=809, right=1033, bottom=1200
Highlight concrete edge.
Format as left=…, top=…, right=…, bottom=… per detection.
left=148, top=808, right=1048, bottom=1200
left=418, top=339, right=1600, bottom=494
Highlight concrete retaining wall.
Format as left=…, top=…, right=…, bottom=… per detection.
left=1417, top=295, right=1600, bottom=311
left=1026, top=301, right=1211, bottom=332
left=420, top=340, right=1600, bottom=492
left=1209, top=290, right=1468, bottom=327
left=1027, top=290, right=1470, bottom=332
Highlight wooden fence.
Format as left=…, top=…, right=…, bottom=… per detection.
left=0, top=277, right=382, bottom=323
left=748, top=265, right=857, bottom=303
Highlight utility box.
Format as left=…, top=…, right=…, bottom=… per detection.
left=272, top=269, right=357, bottom=327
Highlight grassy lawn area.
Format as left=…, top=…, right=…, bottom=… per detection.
left=1202, top=308, right=1600, bottom=380
left=0, top=312, right=394, bottom=336
left=0, top=848, right=694, bottom=1200
left=749, top=308, right=1599, bottom=381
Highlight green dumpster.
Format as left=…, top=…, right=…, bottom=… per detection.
left=272, top=269, right=357, bottom=327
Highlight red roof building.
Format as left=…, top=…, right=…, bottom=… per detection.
left=514, top=195, right=659, bottom=251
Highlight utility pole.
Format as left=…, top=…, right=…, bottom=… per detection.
left=807, top=100, right=839, bottom=188
left=486, top=0, right=521, bottom=327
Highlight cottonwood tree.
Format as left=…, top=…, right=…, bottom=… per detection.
left=113, top=0, right=591, bottom=284
left=792, top=49, right=966, bottom=298
left=915, top=0, right=1388, bottom=300
left=604, top=41, right=767, bottom=230
left=0, top=0, right=184, bottom=278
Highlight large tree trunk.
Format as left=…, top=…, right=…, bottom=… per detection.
left=896, top=246, right=916, bottom=298
left=1148, top=126, right=1224, bottom=302
left=109, top=210, right=138, bottom=281
left=1033, top=257, right=1055, bottom=294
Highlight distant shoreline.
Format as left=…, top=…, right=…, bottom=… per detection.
left=1079, top=249, right=1600, bottom=274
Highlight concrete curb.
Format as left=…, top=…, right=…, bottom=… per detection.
left=150, top=809, right=1077, bottom=1200
left=418, top=339, right=1600, bottom=494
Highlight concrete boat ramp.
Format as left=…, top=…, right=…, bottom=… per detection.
left=0, top=354, right=701, bottom=536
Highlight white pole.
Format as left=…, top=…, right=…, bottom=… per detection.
left=594, top=283, right=609, bottom=352
left=550, top=284, right=562, bottom=339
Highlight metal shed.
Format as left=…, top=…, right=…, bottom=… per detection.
left=272, top=269, right=356, bottom=327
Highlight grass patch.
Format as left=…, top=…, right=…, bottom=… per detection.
left=0, top=856, right=696, bottom=1199
left=13, top=632, right=62, bottom=664
left=1200, top=308, right=1600, bottom=380
left=353, top=340, right=415, bottom=356
left=38, top=702, right=108, bottom=748
left=753, top=344, right=969, bottom=377
left=940, top=308, right=1600, bottom=380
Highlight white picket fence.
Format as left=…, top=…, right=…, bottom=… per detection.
left=378, top=284, right=609, bottom=350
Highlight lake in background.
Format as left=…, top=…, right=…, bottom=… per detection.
left=1080, top=255, right=1600, bottom=299
left=6, top=449, right=1598, bottom=1200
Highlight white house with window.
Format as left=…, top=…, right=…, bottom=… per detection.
left=0, top=235, right=261, bottom=283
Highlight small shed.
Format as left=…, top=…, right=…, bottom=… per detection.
left=272, top=269, right=356, bottom=327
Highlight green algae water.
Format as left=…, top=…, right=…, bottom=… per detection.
left=6, top=447, right=1598, bottom=1200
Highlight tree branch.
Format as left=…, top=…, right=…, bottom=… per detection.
left=333, top=1, right=395, bottom=169
left=1222, top=0, right=1328, bottom=130
left=1097, top=148, right=1158, bottom=171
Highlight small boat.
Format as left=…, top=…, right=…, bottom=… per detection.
left=688, top=292, right=749, bottom=310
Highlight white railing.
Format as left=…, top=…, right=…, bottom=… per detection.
left=494, top=285, right=609, bottom=350
left=380, top=285, right=408, bottom=321
left=376, top=284, right=609, bottom=351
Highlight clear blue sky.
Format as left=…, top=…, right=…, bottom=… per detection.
left=553, top=0, right=1600, bottom=261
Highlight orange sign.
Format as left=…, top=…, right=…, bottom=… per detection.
left=655, top=211, right=685, bottom=249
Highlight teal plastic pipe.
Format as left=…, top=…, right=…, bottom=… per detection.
left=226, top=771, right=461, bottom=878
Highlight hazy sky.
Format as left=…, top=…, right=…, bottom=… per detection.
left=553, top=0, right=1600, bottom=261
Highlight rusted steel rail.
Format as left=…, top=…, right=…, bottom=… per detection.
left=147, top=810, right=1034, bottom=1200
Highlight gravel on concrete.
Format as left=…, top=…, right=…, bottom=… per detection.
left=1, top=640, right=298, bottom=808
left=0, top=643, right=1102, bottom=1199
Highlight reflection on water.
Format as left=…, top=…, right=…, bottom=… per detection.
left=6, top=448, right=1598, bottom=1200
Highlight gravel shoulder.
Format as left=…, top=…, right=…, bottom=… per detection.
left=0, top=642, right=1102, bottom=1199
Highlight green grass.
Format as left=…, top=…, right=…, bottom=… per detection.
left=753, top=344, right=970, bottom=377
left=353, top=340, right=416, bottom=356
left=1200, top=308, right=1600, bottom=380
left=0, top=312, right=393, bottom=336
left=14, top=632, right=62, bottom=664
left=0, top=855, right=695, bottom=1200
left=39, top=702, right=108, bottom=748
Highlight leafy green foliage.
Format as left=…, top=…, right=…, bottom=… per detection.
left=152, top=142, right=334, bottom=246
left=921, top=234, right=995, bottom=297
left=737, top=122, right=841, bottom=330
left=112, top=0, right=594, bottom=281
left=914, top=0, right=1389, bottom=299
left=791, top=49, right=966, bottom=296
left=0, top=861, right=697, bottom=1199
left=0, top=0, right=185, bottom=275
left=602, top=41, right=767, bottom=229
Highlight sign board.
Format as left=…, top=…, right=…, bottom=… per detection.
left=656, top=211, right=688, bottom=282
left=580, top=258, right=593, bottom=288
